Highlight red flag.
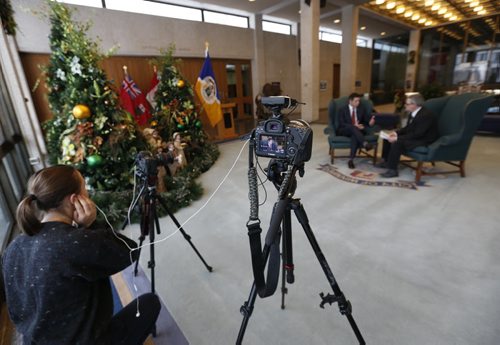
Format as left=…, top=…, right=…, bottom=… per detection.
left=146, top=71, right=160, bottom=110
left=119, top=74, right=151, bottom=126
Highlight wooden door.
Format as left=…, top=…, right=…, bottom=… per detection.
left=333, top=63, right=340, bottom=99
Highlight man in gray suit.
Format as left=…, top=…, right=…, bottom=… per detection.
left=379, top=93, right=439, bottom=178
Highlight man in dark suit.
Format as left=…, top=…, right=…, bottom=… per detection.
left=379, top=93, right=439, bottom=178
left=337, top=93, right=375, bottom=169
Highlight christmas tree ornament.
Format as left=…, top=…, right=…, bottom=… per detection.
left=177, top=79, right=185, bottom=88
left=87, top=154, right=103, bottom=167
left=72, top=104, right=91, bottom=119
left=195, top=120, right=202, bottom=128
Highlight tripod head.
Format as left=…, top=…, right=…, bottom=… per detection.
left=265, top=159, right=302, bottom=195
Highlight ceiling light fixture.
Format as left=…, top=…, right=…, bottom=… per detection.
left=425, top=0, right=434, bottom=6
left=404, top=11, right=413, bottom=17
left=473, top=5, right=483, bottom=12
left=431, top=3, right=441, bottom=11
left=386, top=1, right=396, bottom=9
left=469, top=1, right=479, bottom=7
left=334, top=19, right=340, bottom=23
left=449, top=15, right=457, bottom=21
left=381, top=31, right=386, bottom=36
left=412, top=13, right=421, bottom=21
left=360, top=26, right=366, bottom=30
left=418, top=17, right=426, bottom=23
left=438, top=7, right=447, bottom=15
left=396, top=6, right=405, bottom=14
left=477, top=10, right=486, bottom=15
left=444, top=12, right=452, bottom=18
left=375, top=0, right=385, bottom=4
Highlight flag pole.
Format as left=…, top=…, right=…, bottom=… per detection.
left=122, top=65, right=129, bottom=77
left=205, top=41, right=209, bottom=56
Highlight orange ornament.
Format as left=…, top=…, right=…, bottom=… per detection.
left=72, top=104, right=91, bottom=119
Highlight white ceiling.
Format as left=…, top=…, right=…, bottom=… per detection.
left=155, top=0, right=415, bottom=40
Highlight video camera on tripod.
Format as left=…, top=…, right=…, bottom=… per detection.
left=238, top=96, right=365, bottom=344
left=254, top=96, right=313, bottom=166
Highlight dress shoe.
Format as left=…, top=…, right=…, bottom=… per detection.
left=376, top=161, right=388, bottom=169
left=363, top=142, right=373, bottom=151
left=380, top=169, right=399, bottom=178
left=348, top=160, right=355, bottom=169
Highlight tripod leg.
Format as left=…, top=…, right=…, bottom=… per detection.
left=291, top=200, right=365, bottom=345
left=281, top=208, right=294, bottom=309
left=134, top=238, right=145, bottom=276
left=156, top=196, right=213, bottom=272
left=237, top=242, right=272, bottom=345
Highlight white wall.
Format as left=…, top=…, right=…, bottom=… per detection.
left=13, top=0, right=254, bottom=58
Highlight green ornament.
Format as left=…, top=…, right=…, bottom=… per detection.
left=195, top=120, right=202, bottom=128
left=177, top=124, right=184, bottom=129
left=87, top=154, right=103, bottom=168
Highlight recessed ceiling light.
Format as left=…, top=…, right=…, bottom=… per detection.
left=473, top=5, right=483, bottom=12
left=375, top=0, right=386, bottom=4
left=381, top=32, right=386, bottom=36
left=298, top=10, right=301, bottom=14
left=360, top=26, right=366, bottom=30
left=438, top=7, right=447, bottom=15
left=386, top=1, right=396, bottom=9
left=249, top=0, right=256, bottom=2
left=450, top=15, right=457, bottom=21
left=412, top=13, right=421, bottom=21
left=404, top=11, right=413, bottom=18
left=396, top=6, right=405, bottom=14
left=469, top=1, right=479, bottom=7
left=431, top=3, right=440, bottom=11
left=424, top=0, right=434, bottom=6
left=418, top=17, right=426, bottom=24
left=477, top=10, right=486, bottom=15
left=444, top=12, right=452, bottom=18
left=334, top=19, right=340, bottom=23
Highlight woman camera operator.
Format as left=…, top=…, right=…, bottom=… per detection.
left=2, top=165, right=160, bottom=344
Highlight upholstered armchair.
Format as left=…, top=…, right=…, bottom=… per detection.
left=323, top=97, right=378, bottom=164
left=402, top=93, right=494, bottom=183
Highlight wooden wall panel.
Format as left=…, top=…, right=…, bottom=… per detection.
left=19, top=53, right=252, bottom=138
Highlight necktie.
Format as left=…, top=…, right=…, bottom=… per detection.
left=351, top=109, right=356, bottom=125
left=407, top=113, right=413, bottom=125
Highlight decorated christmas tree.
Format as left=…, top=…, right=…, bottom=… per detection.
left=149, top=46, right=219, bottom=175
left=42, top=2, right=145, bottom=191
left=40, top=3, right=218, bottom=225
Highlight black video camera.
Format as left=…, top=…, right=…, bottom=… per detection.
left=135, top=151, right=172, bottom=185
left=254, top=96, right=313, bottom=166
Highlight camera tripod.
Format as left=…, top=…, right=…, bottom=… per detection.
left=122, top=175, right=213, bottom=335
left=237, top=159, right=365, bottom=344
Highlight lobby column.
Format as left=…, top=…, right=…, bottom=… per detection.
left=340, top=5, right=359, bottom=97
left=252, top=14, right=266, bottom=121
left=300, top=0, right=320, bottom=123
left=405, top=29, right=421, bottom=92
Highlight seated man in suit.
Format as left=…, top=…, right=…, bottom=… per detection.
left=379, top=93, right=439, bottom=178
left=337, top=93, right=375, bottom=169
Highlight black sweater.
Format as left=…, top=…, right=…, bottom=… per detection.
left=2, top=222, right=138, bottom=344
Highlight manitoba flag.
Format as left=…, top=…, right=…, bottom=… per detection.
left=195, top=49, right=222, bottom=127
left=119, top=74, right=151, bottom=126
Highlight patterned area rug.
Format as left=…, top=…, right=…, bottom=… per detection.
left=318, top=158, right=433, bottom=190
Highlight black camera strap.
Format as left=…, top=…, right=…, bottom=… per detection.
left=247, top=131, right=281, bottom=298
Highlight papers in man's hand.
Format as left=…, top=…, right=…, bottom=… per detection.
left=379, top=130, right=396, bottom=140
